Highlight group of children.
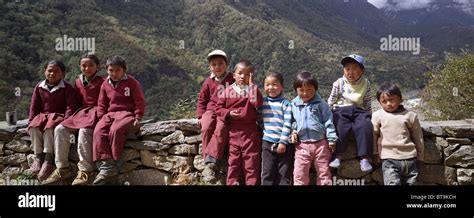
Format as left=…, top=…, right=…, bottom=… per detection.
left=27, top=49, right=423, bottom=186
left=28, top=53, right=145, bottom=185
left=199, top=50, right=424, bottom=186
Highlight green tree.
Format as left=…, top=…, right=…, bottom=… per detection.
left=422, top=53, right=474, bottom=120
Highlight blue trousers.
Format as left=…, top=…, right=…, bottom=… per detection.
left=332, top=106, right=373, bottom=157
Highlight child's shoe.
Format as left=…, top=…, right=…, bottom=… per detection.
left=42, top=168, right=72, bottom=185
left=29, top=159, right=43, bottom=175
left=360, top=159, right=373, bottom=172
left=201, top=164, right=217, bottom=183
left=329, top=158, right=341, bottom=168
left=92, top=171, right=118, bottom=185
left=37, top=162, right=55, bottom=181
left=72, top=171, right=94, bottom=185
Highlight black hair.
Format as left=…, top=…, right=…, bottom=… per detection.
left=377, top=83, right=402, bottom=102
left=44, top=60, right=66, bottom=73
left=293, top=71, right=318, bottom=91
left=80, top=52, right=100, bottom=66
left=106, top=55, right=126, bottom=70
left=233, top=60, right=254, bottom=73
left=263, top=72, right=284, bottom=86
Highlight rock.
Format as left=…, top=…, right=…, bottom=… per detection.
left=0, top=141, right=4, bottom=156
left=0, top=164, right=4, bottom=172
left=421, top=120, right=474, bottom=137
left=0, top=119, right=28, bottom=141
left=161, top=130, right=185, bottom=145
left=140, top=121, right=178, bottom=136
left=19, top=136, right=31, bottom=145
left=125, top=140, right=171, bottom=151
left=173, top=172, right=201, bottom=185
left=436, top=137, right=449, bottom=147
left=140, top=150, right=193, bottom=173
left=457, top=169, right=474, bottom=185
left=130, top=159, right=142, bottom=165
left=4, top=149, right=13, bottom=155
left=118, top=169, right=171, bottom=185
left=198, top=143, right=202, bottom=155
left=142, top=134, right=165, bottom=142
left=418, top=164, right=457, bottom=185
left=0, top=131, right=13, bottom=142
left=2, top=153, right=27, bottom=166
left=337, top=159, right=371, bottom=179
left=340, top=141, right=357, bottom=161
left=193, top=154, right=206, bottom=171
left=444, top=145, right=474, bottom=167
left=446, top=138, right=472, bottom=145
left=370, top=167, right=384, bottom=185
left=121, top=149, right=140, bottom=162
left=119, top=162, right=138, bottom=173
left=443, top=143, right=462, bottom=158
left=423, top=137, right=442, bottom=164
left=1, top=166, right=21, bottom=178
left=184, top=135, right=202, bottom=144
left=27, top=154, right=36, bottom=167
left=169, top=144, right=198, bottom=156
left=176, top=119, right=200, bottom=133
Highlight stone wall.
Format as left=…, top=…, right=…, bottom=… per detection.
left=0, top=119, right=473, bottom=185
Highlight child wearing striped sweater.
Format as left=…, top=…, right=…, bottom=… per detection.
left=259, top=72, right=294, bottom=185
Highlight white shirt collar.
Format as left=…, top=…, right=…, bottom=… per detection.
left=39, top=80, right=65, bottom=93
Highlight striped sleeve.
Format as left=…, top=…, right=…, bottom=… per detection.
left=327, top=79, right=340, bottom=108
left=363, top=79, right=372, bottom=112
left=279, top=100, right=292, bottom=145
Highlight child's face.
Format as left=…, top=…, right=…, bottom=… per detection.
left=233, top=65, right=252, bottom=86
left=107, top=64, right=125, bottom=82
left=343, top=62, right=364, bottom=83
left=209, top=57, right=227, bottom=77
left=379, top=93, right=402, bottom=113
left=44, top=64, right=64, bottom=86
left=296, top=83, right=316, bottom=103
left=80, top=58, right=99, bottom=79
left=264, top=76, right=283, bottom=98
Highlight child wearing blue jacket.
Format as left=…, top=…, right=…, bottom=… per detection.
left=290, top=71, right=338, bottom=185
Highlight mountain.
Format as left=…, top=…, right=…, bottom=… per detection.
left=0, top=0, right=471, bottom=121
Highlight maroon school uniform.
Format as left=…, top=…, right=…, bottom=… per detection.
left=61, top=74, right=105, bottom=129
left=93, top=74, right=145, bottom=161
left=197, top=72, right=234, bottom=160
left=28, top=80, right=79, bottom=130
left=216, top=84, right=263, bottom=185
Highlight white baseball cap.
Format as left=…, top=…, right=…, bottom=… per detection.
left=207, top=50, right=228, bottom=63
left=341, top=54, right=365, bottom=69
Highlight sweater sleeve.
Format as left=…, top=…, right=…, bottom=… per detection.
left=215, top=88, right=230, bottom=121
left=327, top=79, right=340, bottom=108
left=279, top=100, right=293, bottom=145
left=96, top=83, right=108, bottom=119
left=371, top=111, right=381, bottom=154
left=363, top=79, right=372, bottom=113
left=410, top=114, right=424, bottom=161
left=196, top=79, right=210, bottom=119
left=321, top=102, right=338, bottom=143
left=132, top=79, right=146, bottom=120
left=28, top=84, right=41, bottom=123
left=64, top=83, right=79, bottom=119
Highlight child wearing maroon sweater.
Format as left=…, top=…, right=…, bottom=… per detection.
left=92, top=56, right=145, bottom=185
left=43, top=53, right=105, bottom=185
left=28, top=60, right=79, bottom=181
left=216, top=60, right=263, bottom=185
left=197, top=50, right=235, bottom=182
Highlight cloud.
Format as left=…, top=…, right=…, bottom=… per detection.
left=367, top=0, right=434, bottom=10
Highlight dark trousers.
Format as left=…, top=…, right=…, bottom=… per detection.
left=333, top=106, right=373, bottom=157
left=261, top=140, right=294, bottom=185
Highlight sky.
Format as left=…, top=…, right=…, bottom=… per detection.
left=367, top=0, right=473, bottom=14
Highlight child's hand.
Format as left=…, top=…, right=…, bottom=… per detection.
left=290, top=133, right=298, bottom=144
left=249, top=73, right=254, bottom=86
left=229, top=110, right=241, bottom=120
left=328, top=142, right=336, bottom=153
left=197, top=118, right=201, bottom=128
left=133, top=119, right=140, bottom=129
left=277, top=143, right=286, bottom=154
